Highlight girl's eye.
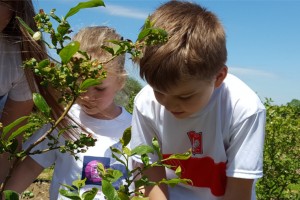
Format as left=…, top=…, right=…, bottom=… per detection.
left=95, top=87, right=105, bottom=91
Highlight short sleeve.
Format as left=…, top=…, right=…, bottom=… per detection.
left=130, top=101, right=160, bottom=163
left=226, top=110, right=266, bottom=179
left=8, top=73, right=32, bottom=101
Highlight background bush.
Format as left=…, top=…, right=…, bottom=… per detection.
left=256, top=99, right=300, bottom=199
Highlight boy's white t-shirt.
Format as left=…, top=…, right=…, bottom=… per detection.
left=130, top=74, right=266, bottom=200
left=23, top=104, right=132, bottom=200
left=0, top=35, right=32, bottom=101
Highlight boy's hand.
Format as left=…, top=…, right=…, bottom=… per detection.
left=224, top=177, right=254, bottom=200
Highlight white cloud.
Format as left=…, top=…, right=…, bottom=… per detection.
left=229, top=67, right=277, bottom=79
left=104, top=4, right=148, bottom=20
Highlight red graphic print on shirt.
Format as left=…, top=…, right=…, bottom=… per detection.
left=187, top=131, right=203, bottom=155
left=163, top=155, right=227, bottom=196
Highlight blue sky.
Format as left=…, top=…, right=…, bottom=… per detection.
left=35, top=0, right=300, bottom=105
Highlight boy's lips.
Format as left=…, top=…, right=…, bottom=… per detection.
left=170, top=111, right=185, bottom=115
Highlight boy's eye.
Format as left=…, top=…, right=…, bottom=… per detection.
left=178, top=95, right=191, bottom=100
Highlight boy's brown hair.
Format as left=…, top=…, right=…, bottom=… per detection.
left=139, top=0, right=227, bottom=91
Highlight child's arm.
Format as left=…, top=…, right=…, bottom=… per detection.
left=143, top=166, right=168, bottom=200
left=223, top=177, right=254, bottom=200
left=4, top=156, right=44, bottom=194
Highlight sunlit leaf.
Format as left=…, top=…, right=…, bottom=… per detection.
left=82, top=188, right=98, bottom=200
left=59, top=41, right=80, bottom=64
left=159, top=178, right=192, bottom=187
left=16, top=16, right=34, bottom=35
left=120, top=127, right=131, bottom=146
left=59, top=189, right=81, bottom=200
left=65, top=0, right=105, bottom=20
left=102, top=180, right=120, bottom=200
left=2, top=116, right=28, bottom=139
left=33, top=93, right=51, bottom=117
left=8, top=123, right=38, bottom=141
left=131, top=145, right=154, bottom=156
left=79, top=78, right=101, bottom=91
left=3, top=190, right=19, bottom=200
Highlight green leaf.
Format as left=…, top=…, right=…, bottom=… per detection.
left=72, top=178, right=86, bottom=189
left=65, top=0, right=105, bottom=20
left=131, top=145, right=154, bottom=156
left=2, top=116, right=28, bottom=139
left=120, top=127, right=131, bottom=147
left=58, top=189, right=81, bottom=200
left=59, top=41, right=80, bottom=64
left=175, top=166, right=182, bottom=177
left=38, top=59, right=50, bottom=68
left=131, top=196, right=149, bottom=200
left=3, top=190, right=19, bottom=200
left=33, top=93, right=51, bottom=117
left=8, top=123, right=38, bottom=141
left=82, top=187, right=98, bottom=200
left=15, top=16, right=34, bottom=35
left=57, top=22, right=71, bottom=35
left=137, top=28, right=151, bottom=42
left=79, top=78, right=101, bottom=91
left=102, top=180, right=120, bottom=200
left=152, top=137, right=162, bottom=160
left=117, top=191, right=131, bottom=200
left=141, top=154, right=150, bottom=166
left=163, top=150, right=192, bottom=161
left=159, top=178, right=192, bottom=187
left=60, top=183, right=76, bottom=191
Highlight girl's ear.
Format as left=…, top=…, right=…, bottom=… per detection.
left=214, top=65, right=228, bottom=88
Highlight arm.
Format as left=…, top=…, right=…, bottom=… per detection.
left=223, top=177, right=254, bottom=200
left=4, top=156, right=44, bottom=194
left=0, top=98, right=34, bottom=182
left=1, top=98, right=34, bottom=129
left=143, top=166, right=168, bottom=200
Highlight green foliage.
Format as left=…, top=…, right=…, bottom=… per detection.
left=287, top=99, right=300, bottom=109
left=115, top=77, right=143, bottom=114
left=60, top=129, right=192, bottom=200
left=0, top=0, right=173, bottom=199
left=256, top=99, right=300, bottom=199
left=59, top=178, right=98, bottom=200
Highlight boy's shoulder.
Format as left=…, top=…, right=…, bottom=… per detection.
left=219, top=74, right=265, bottom=115
left=134, top=85, right=156, bottom=105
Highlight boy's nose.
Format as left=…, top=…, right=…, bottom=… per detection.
left=162, top=98, right=179, bottom=111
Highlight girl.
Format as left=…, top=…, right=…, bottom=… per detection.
left=5, top=26, right=132, bottom=200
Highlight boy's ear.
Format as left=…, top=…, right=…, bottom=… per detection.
left=214, top=65, right=228, bottom=88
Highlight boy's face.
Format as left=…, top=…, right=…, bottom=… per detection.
left=153, top=78, right=215, bottom=119
left=152, top=66, right=227, bottom=119
left=77, top=75, right=122, bottom=119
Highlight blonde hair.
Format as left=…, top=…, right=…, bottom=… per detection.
left=138, top=0, right=227, bottom=91
left=57, top=26, right=126, bottom=139
left=73, top=26, right=126, bottom=83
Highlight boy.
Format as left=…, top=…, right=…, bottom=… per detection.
left=130, top=1, right=266, bottom=200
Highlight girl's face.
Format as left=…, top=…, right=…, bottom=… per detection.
left=77, top=75, right=123, bottom=119
left=0, top=2, right=13, bottom=32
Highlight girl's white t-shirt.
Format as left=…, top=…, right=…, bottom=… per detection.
left=23, top=104, right=132, bottom=200
left=0, top=35, right=32, bottom=101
